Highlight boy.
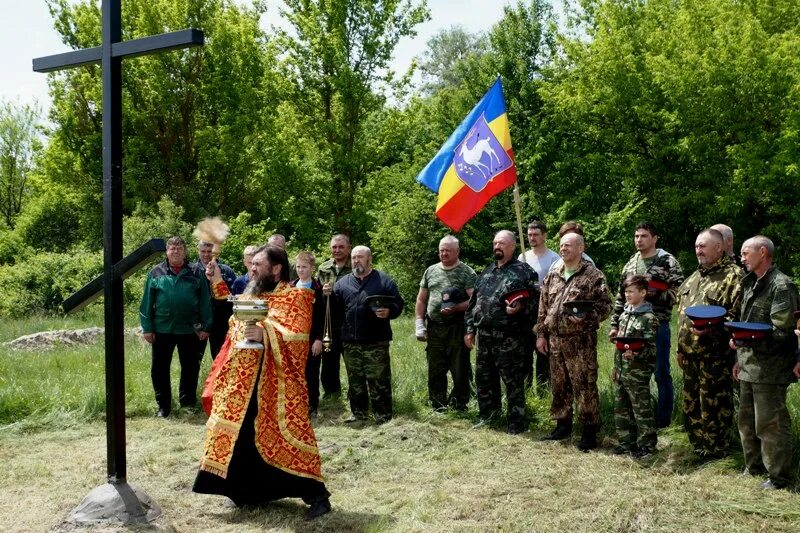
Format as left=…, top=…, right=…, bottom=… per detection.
left=611, top=275, right=659, bottom=457
left=292, top=251, right=325, bottom=417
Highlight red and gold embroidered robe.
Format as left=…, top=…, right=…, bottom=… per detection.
left=199, top=280, right=323, bottom=481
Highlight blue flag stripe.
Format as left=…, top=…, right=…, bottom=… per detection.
left=416, top=79, right=508, bottom=192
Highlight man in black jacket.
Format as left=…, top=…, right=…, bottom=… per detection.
left=197, top=240, right=237, bottom=360
left=333, top=245, right=404, bottom=423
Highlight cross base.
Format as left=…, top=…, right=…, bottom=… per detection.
left=67, top=481, right=161, bottom=525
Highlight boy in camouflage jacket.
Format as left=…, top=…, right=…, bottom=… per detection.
left=612, top=275, right=659, bottom=456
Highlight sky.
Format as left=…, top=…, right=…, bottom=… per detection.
left=0, top=0, right=515, bottom=117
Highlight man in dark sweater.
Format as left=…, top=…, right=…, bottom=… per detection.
left=333, top=245, right=404, bottom=424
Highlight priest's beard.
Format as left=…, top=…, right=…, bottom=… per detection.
left=244, top=275, right=278, bottom=296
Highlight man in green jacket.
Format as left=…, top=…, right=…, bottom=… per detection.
left=732, top=236, right=800, bottom=490
left=140, top=236, right=212, bottom=417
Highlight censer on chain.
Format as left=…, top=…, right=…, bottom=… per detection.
left=322, top=273, right=333, bottom=352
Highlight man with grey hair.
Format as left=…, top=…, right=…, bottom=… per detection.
left=465, top=230, right=538, bottom=434
left=415, top=235, right=476, bottom=411
left=231, top=244, right=259, bottom=296
left=197, top=240, right=237, bottom=360
left=267, top=233, right=298, bottom=280
left=711, top=223, right=742, bottom=268
left=536, top=232, right=611, bottom=450
left=732, top=235, right=799, bottom=489
left=333, top=245, right=404, bottom=423
left=676, top=228, right=743, bottom=460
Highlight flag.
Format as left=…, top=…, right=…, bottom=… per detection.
left=416, top=78, right=517, bottom=232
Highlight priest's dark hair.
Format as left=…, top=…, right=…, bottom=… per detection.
left=254, top=244, right=290, bottom=282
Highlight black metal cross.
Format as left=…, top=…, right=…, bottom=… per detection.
left=33, top=0, right=203, bottom=524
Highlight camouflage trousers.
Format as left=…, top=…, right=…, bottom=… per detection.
left=342, top=342, right=392, bottom=421
left=426, top=319, right=472, bottom=410
left=739, top=381, right=793, bottom=486
left=614, top=349, right=657, bottom=449
left=549, top=333, right=600, bottom=425
left=475, top=330, right=526, bottom=428
left=681, top=350, right=734, bottom=455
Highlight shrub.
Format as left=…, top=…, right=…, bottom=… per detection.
left=0, top=249, right=102, bottom=316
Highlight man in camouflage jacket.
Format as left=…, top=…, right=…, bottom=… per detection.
left=536, top=232, right=612, bottom=451
left=609, top=222, right=684, bottom=428
left=732, top=236, right=799, bottom=489
left=465, top=230, right=538, bottom=434
left=676, top=228, right=743, bottom=459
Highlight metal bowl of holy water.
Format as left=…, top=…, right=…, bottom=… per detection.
left=231, top=298, right=269, bottom=350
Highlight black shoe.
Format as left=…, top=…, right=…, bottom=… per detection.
left=304, top=497, right=331, bottom=520
left=761, top=479, right=788, bottom=491
left=508, top=424, right=526, bottom=435
left=613, top=445, right=635, bottom=455
left=632, top=446, right=654, bottom=459
left=156, top=408, right=170, bottom=418
left=542, top=419, right=573, bottom=441
left=576, top=424, right=598, bottom=452
left=344, top=414, right=367, bottom=423
left=374, top=415, right=392, bottom=425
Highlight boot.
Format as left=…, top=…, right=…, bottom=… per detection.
left=577, top=423, right=598, bottom=452
left=542, top=418, right=573, bottom=441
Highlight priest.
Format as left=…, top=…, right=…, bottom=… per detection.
left=193, top=245, right=331, bottom=520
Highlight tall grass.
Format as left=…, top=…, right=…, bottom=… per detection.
left=2, top=313, right=799, bottom=468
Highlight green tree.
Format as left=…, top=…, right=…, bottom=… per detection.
left=418, top=26, right=487, bottom=95
left=0, top=102, right=41, bottom=229
left=42, top=0, right=278, bottom=247
left=276, top=0, right=429, bottom=241
left=535, top=0, right=800, bottom=276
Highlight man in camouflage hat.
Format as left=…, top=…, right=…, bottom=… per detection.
left=676, top=228, right=743, bottom=460
left=318, top=234, right=353, bottom=398
left=609, top=222, right=684, bottom=428
left=536, top=232, right=612, bottom=451
left=465, top=230, right=538, bottom=434
left=415, top=235, right=476, bottom=411
left=732, top=236, right=799, bottom=489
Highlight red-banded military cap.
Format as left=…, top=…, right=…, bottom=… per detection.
left=503, top=289, right=531, bottom=306
left=684, top=305, right=726, bottom=330
left=612, top=336, right=645, bottom=351
left=724, top=321, right=771, bottom=345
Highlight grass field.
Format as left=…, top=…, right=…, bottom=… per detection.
left=2, top=312, right=800, bottom=531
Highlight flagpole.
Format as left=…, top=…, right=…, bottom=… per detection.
left=513, top=182, right=526, bottom=258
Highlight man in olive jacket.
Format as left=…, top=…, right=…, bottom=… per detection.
left=140, top=236, right=212, bottom=417
left=732, top=236, right=800, bottom=490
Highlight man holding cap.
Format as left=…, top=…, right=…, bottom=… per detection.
left=609, top=222, right=684, bottom=428
left=415, top=235, right=476, bottom=411
left=676, top=228, right=743, bottom=460
left=731, top=235, right=799, bottom=489
left=333, top=245, right=404, bottom=424
left=536, top=232, right=612, bottom=451
left=465, top=230, right=538, bottom=434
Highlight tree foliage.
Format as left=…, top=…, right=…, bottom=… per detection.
left=0, top=102, right=41, bottom=229
left=276, top=0, right=429, bottom=242
left=4, top=0, right=800, bottom=317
